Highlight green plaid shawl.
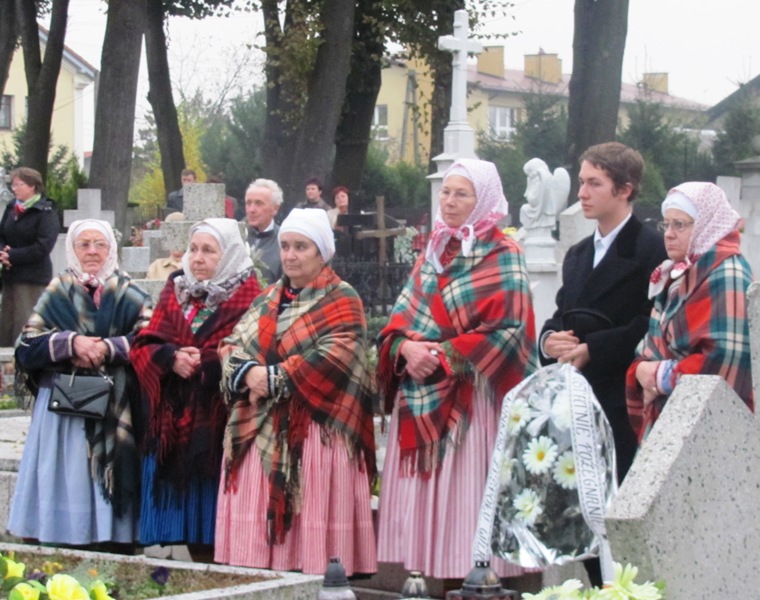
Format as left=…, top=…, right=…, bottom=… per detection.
left=18, top=270, right=152, bottom=514
left=378, top=229, right=538, bottom=474
left=221, top=266, right=376, bottom=542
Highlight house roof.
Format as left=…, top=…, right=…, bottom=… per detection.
left=706, top=72, right=760, bottom=122
left=38, top=25, right=98, bottom=81
left=468, top=65, right=707, bottom=112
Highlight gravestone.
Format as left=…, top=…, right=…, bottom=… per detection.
left=427, top=9, right=483, bottom=223
left=603, top=284, right=760, bottom=599
left=720, top=157, right=760, bottom=277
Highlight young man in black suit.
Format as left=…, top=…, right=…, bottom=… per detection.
left=541, top=142, right=666, bottom=482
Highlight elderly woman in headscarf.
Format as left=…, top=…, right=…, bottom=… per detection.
left=130, top=218, right=261, bottom=557
left=376, top=158, right=538, bottom=580
left=7, top=219, right=152, bottom=546
left=627, top=182, right=754, bottom=441
left=215, top=208, right=377, bottom=576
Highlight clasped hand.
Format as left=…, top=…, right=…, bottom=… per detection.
left=172, top=346, right=201, bottom=379
left=545, top=330, right=590, bottom=370
left=72, top=335, right=108, bottom=369
left=400, top=340, right=444, bottom=384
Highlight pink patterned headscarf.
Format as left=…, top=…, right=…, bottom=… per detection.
left=649, top=182, right=741, bottom=297
left=425, top=158, right=509, bottom=272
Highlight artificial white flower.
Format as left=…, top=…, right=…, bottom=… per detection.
left=526, top=389, right=553, bottom=437
left=522, top=436, right=559, bottom=475
left=598, top=562, right=663, bottom=600
left=550, top=394, right=572, bottom=431
left=499, top=458, right=517, bottom=485
left=552, top=451, right=577, bottom=489
left=507, top=399, right=530, bottom=434
left=522, top=578, right=584, bottom=600
left=512, top=489, right=543, bottom=525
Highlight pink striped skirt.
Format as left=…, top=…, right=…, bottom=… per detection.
left=377, top=391, right=533, bottom=579
left=214, top=421, right=377, bottom=575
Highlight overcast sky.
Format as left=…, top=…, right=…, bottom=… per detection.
left=58, top=0, right=757, bottom=125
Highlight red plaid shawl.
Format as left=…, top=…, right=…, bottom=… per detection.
left=130, top=272, right=261, bottom=488
left=221, top=266, right=376, bottom=543
left=378, top=228, right=537, bottom=474
left=626, top=231, right=754, bottom=440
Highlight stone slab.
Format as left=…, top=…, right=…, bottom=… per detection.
left=183, top=184, right=226, bottom=222
left=0, top=542, right=322, bottom=599
left=605, top=375, right=760, bottom=600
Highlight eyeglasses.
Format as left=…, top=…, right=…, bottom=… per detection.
left=439, top=189, right=475, bottom=201
left=657, top=219, right=694, bottom=233
left=74, top=240, right=110, bottom=251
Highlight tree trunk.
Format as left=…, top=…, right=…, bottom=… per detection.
left=565, top=0, right=629, bottom=191
left=144, top=0, right=185, bottom=202
left=89, top=0, right=146, bottom=234
left=331, top=0, right=385, bottom=196
left=260, top=0, right=298, bottom=193
left=17, top=0, right=69, bottom=179
left=286, top=0, right=355, bottom=203
left=0, top=0, right=19, bottom=96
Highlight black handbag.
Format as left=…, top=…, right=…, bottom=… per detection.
left=561, top=308, right=614, bottom=343
left=48, top=370, right=113, bottom=420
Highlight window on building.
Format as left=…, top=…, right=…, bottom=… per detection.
left=373, top=104, right=389, bottom=140
left=0, top=96, right=11, bottom=130
left=488, top=106, right=517, bottom=140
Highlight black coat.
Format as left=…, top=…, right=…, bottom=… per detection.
left=0, top=196, right=60, bottom=286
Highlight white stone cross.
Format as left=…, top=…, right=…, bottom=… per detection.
left=438, top=10, right=482, bottom=124
left=63, top=189, right=115, bottom=227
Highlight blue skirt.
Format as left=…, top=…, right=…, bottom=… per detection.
left=139, top=453, right=218, bottom=545
left=7, top=381, right=138, bottom=544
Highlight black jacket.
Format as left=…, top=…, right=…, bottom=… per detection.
left=0, top=196, right=60, bottom=286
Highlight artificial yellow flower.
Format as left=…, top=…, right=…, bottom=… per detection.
left=46, top=573, right=90, bottom=600
left=3, top=557, right=26, bottom=579
left=8, top=582, right=41, bottom=600
left=89, top=580, right=115, bottom=600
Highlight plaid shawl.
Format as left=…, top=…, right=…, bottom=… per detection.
left=626, top=231, right=754, bottom=440
left=17, top=270, right=152, bottom=515
left=221, top=266, right=376, bottom=543
left=378, top=228, right=537, bottom=474
left=130, top=270, right=261, bottom=490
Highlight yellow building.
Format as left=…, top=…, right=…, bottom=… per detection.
left=1, top=27, right=98, bottom=169
left=373, top=47, right=708, bottom=165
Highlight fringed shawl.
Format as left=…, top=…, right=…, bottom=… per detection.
left=220, top=266, right=376, bottom=543
left=626, top=231, right=754, bottom=440
left=130, top=270, right=261, bottom=489
left=377, top=228, right=538, bottom=475
left=16, top=270, right=152, bottom=515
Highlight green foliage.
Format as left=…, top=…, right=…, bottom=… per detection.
left=476, top=133, right=528, bottom=225
left=712, top=98, right=760, bottom=176
left=512, top=91, right=568, bottom=169
left=201, top=88, right=267, bottom=200
left=359, top=143, right=429, bottom=212
left=1, top=123, right=86, bottom=213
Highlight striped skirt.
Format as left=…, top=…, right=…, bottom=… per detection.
left=377, top=391, right=533, bottom=579
left=214, top=421, right=377, bottom=575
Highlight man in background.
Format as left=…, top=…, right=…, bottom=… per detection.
left=296, top=177, right=331, bottom=211
left=167, top=168, right=196, bottom=212
left=244, top=178, right=283, bottom=285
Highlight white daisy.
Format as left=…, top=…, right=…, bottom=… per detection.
left=506, top=399, right=530, bottom=434
left=499, top=458, right=517, bottom=485
left=553, top=451, right=577, bottom=489
left=522, top=436, right=559, bottom=475
left=512, top=489, right=543, bottom=526
left=550, top=395, right=572, bottom=431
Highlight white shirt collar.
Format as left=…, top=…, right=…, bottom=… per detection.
left=593, top=212, right=632, bottom=267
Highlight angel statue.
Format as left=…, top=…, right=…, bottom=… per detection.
left=519, top=158, right=570, bottom=232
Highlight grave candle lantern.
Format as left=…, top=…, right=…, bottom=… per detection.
left=444, top=561, right=517, bottom=600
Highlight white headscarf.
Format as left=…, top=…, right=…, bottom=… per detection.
left=279, top=208, right=336, bottom=262
left=425, top=158, right=509, bottom=273
left=176, top=218, right=254, bottom=309
left=65, top=219, right=119, bottom=286
left=649, top=182, right=741, bottom=298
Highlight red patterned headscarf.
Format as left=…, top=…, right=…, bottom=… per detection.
left=425, top=158, right=509, bottom=272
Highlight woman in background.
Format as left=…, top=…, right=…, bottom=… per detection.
left=0, top=167, right=60, bottom=345
left=627, top=182, right=754, bottom=440
left=131, top=218, right=260, bottom=558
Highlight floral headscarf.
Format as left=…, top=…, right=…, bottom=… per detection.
left=649, top=182, right=741, bottom=298
left=176, top=218, right=254, bottom=310
left=65, top=219, right=119, bottom=287
left=425, top=158, right=509, bottom=273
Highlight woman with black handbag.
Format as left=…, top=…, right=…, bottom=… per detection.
left=7, top=219, right=153, bottom=548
